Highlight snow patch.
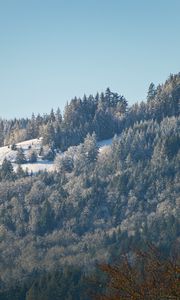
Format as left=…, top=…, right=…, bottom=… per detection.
left=0, top=136, right=114, bottom=174
left=0, top=138, right=55, bottom=174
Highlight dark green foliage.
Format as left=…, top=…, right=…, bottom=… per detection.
left=0, top=286, right=27, bottom=300
left=28, top=151, right=37, bottom=163
left=42, top=146, right=55, bottom=161
left=16, top=148, right=26, bottom=164
left=0, top=268, right=90, bottom=300
left=11, top=143, right=17, bottom=150
left=16, top=164, right=28, bottom=179
left=26, top=268, right=88, bottom=300
left=42, top=122, right=55, bottom=146
left=147, top=82, right=156, bottom=102
left=38, top=201, right=55, bottom=235
left=0, top=158, right=15, bottom=181
left=164, top=135, right=180, bottom=159
left=82, top=132, right=98, bottom=167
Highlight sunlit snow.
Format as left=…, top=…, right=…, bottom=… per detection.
left=0, top=137, right=113, bottom=174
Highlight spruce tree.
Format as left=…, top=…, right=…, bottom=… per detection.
left=147, top=82, right=156, bottom=102
left=0, top=158, right=15, bottom=180
left=16, top=148, right=26, bottom=164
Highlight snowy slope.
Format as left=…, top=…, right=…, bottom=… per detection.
left=0, top=136, right=114, bottom=174
left=0, top=138, right=42, bottom=163
left=17, top=161, right=54, bottom=173
left=0, top=138, right=54, bottom=173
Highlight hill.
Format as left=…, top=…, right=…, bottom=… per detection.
left=0, top=73, right=179, bottom=299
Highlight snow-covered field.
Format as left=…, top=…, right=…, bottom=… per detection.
left=0, top=138, right=43, bottom=163
left=0, top=137, right=113, bottom=174
left=0, top=138, right=54, bottom=173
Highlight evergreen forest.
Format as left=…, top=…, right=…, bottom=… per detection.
left=0, top=73, right=180, bottom=299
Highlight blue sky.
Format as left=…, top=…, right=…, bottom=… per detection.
left=0, top=0, right=180, bottom=118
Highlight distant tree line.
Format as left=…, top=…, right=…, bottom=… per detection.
left=1, top=73, right=180, bottom=154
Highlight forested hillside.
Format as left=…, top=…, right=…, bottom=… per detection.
left=0, top=73, right=179, bottom=299
left=0, top=87, right=127, bottom=152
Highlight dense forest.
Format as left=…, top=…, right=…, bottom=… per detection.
left=0, top=73, right=180, bottom=299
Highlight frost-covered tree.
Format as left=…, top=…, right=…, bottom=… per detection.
left=16, top=147, right=26, bottom=164
left=147, top=82, right=156, bottom=102
left=0, top=158, right=15, bottom=181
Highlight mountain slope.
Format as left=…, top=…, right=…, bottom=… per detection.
left=0, top=73, right=179, bottom=297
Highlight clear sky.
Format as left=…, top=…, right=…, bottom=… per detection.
left=0, top=0, right=180, bottom=118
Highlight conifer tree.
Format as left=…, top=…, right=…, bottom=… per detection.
left=147, top=82, right=156, bottom=102
left=16, top=148, right=26, bottom=164
left=0, top=158, right=15, bottom=180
